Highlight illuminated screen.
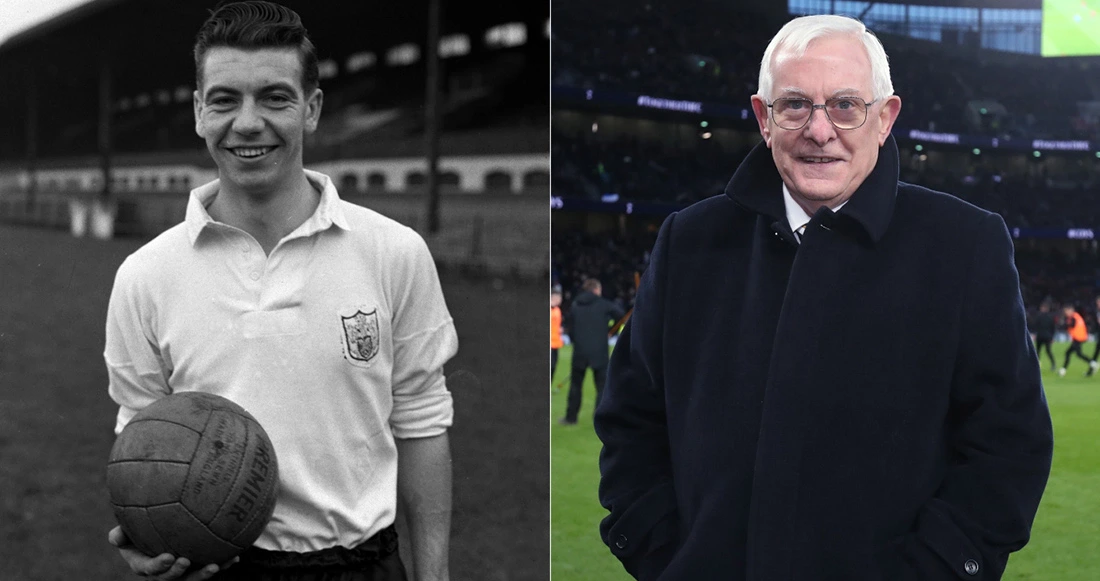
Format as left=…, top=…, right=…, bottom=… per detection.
left=1042, top=0, right=1100, bottom=56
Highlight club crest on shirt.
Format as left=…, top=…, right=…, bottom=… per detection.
left=341, top=309, right=379, bottom=363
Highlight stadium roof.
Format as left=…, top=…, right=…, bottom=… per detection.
left=0, top=0, right=548, bottom=160
left=821, top=0, right=1040, bottom=8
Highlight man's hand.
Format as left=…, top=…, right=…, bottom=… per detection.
left=108, top=526, right=237, bottom=580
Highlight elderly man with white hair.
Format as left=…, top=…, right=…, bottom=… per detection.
left=594, top=14, right=1053, bottom=581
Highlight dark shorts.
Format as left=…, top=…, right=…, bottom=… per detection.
left=212, top=526, right=406, bottom=581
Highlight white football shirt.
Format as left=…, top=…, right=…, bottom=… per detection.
left=105, top=170, right=458, bottom=552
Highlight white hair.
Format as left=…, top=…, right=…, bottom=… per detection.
left=757, top=14, right=894, bottom=102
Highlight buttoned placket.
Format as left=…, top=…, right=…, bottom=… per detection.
left=233, top=231, right=267, bottom=292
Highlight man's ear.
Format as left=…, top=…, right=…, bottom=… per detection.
left=304, top=88, right=323, bottom=134
left=750, top=95, right=772, bottom=148
left=193, top=90, right=204, bottom=138
left=877, top=95, right=902, bottom=146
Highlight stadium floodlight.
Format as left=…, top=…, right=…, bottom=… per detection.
left=485, top=23, right=527, bottom=48
left=346, top=52, right=377, bottom=73
left=386, top=43, right=420, bottom=66
left=440, top=34, right=470, bottom=58
left=318, top=60, right=338, bottom=80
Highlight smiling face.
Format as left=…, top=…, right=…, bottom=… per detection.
left=751, top=34, right=900, bottom=213
left=194, top=47, right=322, bottom=198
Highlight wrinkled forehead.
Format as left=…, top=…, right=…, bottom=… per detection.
left=770, top=35, right=873, bottom=97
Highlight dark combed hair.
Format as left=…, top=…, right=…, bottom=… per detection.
left=194, top=1, right=319, bottom=92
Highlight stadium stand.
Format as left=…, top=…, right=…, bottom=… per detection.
left=0, top=0, right=549, bottom=279
left=551, top=0, right=1100, bottom=323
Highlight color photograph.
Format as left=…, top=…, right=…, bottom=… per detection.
left=552, top=1, right=1100, bottom=579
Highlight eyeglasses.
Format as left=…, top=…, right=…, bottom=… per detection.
left=766, top=97, right=878, bottom=131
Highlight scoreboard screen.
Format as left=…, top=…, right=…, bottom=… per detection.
left=1042, top=0, right=1100, bottom=56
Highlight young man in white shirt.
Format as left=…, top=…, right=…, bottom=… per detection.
left=105, top=3, right=457, bottom=580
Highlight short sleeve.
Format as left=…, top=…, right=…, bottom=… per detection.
left=388, top=232, right=458, bottom=439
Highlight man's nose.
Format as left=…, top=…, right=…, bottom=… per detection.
left=232, top=100, right=264, bottom=134
left=802, top=106, right=836, bottom=145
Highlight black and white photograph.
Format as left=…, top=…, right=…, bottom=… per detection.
left=0, top=1, right=548, bottom=579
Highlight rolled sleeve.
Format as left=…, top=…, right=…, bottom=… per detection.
left=391, top=321, right=458, bottom=438
left=389, top=232, right=459, bottom=439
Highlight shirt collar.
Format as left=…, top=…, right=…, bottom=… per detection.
left=185, top=169, right=350, bottom=246
left=782, top=183, right=849, bottom=235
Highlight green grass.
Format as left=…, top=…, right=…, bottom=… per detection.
left=550, top=344, right=632, bottom=581
left=550, top=342, right=1100, bottom=580
left=1041, top=0, right=1100, bottom=57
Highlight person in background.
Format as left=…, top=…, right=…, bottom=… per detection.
left=551, top=287, right=565, bottom=391
left=1088, top=295, right=1100, bottom=376
left=560, top=278, right=624, bottom=426
left=1030, top=301, right=1056, bottom=372
left=1061, top=304, right=1090, bottom=377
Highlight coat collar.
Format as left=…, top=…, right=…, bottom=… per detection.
left=724, top=134, right=899, bottom=243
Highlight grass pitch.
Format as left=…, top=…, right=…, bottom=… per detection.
left=550, top=343, right=1100, bottom=580
left=0, top=223, right=547, bottom=581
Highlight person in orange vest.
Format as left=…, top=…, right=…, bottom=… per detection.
left=551, top=287, right=564, bottom=390
left=1060, top=304, right=1091, bottom=377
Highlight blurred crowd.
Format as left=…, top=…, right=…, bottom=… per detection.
left=552, top=0, right=1100, bottom=141
left=551, top=228, right=657, bottom=311
left=551, top=226, right=1100, bottom=325
left=555, top=126, right=1100, bottom=229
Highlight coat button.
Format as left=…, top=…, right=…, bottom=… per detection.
left=250, top=271, right=260, bottom=281
left=614, top=534, right=627, bottom=549
left=964, top=559, right=979, bottom=575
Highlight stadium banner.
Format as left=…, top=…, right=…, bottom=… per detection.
left=550, top=194, right=682, bottom=216
left=554, top=85, right=1100, bottom=153
left=553, top=195, right=1100, bottom=240
left=552, top=85, right=752, bottom=121
left=1011, top=227, right=1098, bottom=240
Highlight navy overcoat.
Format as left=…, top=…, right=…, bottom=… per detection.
left=594, top=136, right=1054, bottom=581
